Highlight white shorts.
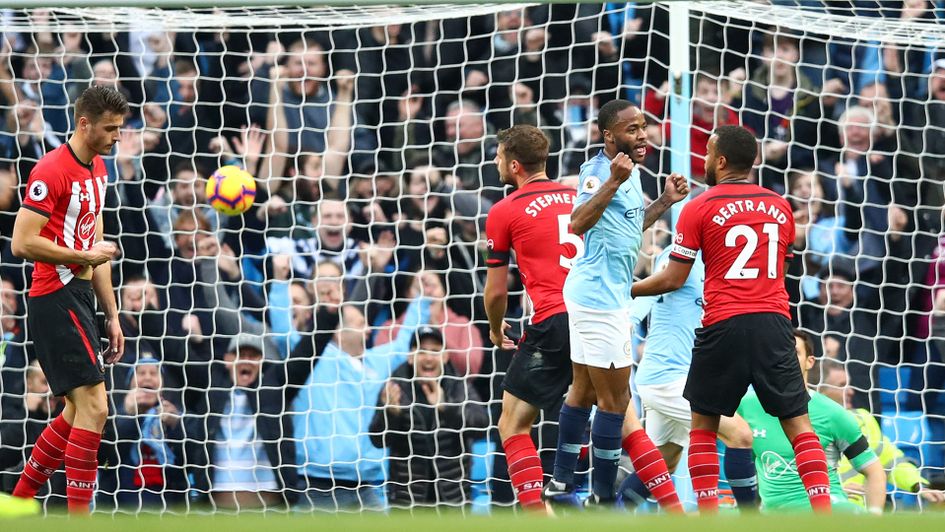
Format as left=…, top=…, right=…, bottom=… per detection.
left=565, top=300, right=634, bottom=369
left=637, top=376, right=691, bottom=447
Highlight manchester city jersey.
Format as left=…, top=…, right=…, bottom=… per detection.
left=632, top=248, right=705, bottom=386
left=563, top=150, right=645, bottom=310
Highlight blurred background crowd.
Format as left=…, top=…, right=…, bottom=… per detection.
left=0, top=1, right=944, bottom=512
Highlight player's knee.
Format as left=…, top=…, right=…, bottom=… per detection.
left=729, top=425, right=754, bottom=448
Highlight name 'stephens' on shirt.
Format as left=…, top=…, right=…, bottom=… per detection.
left=524, top=192, right=574, bottom=217
left=711, top=198, right=789, bottom=227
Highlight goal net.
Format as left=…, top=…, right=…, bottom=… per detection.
left=0, top=0, right=941, bottom=514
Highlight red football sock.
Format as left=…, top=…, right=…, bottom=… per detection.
left=791, top=432, right=832, bottom=514
left=502, top=434, right=545, bottom=511
left=688, top=429, right=720, bottom=514
left=12, top=414, right=72, bottom=499
left=623, top=430, right=684, bottom=513
left=64, top=427, right=101, bottom=514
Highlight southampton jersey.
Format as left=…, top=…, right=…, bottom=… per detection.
left=563, top=150, right=645, bottom=310
left=632, top=248, right=705, bottom=386
left=737, top=391, right=877, bottom=512
left=669, top=183, right=794, bottom=327
left=21, top=144, right=109, bottom=297
left=486, top=180, right=580, bottom=324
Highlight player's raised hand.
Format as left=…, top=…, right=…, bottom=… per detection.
left=490, top=321, right=517, bottom=351
left=662, top=172, right=690, bottom=203
left=83, top=240, right=118, bottom=267
left=609, top=152, right=634, bottom=185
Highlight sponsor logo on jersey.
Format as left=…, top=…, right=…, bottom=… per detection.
left=78, top=212, right=97, bottom=240
left=753, top=428, right=767, bottom=439
left=487, top=239, right=494, bottom=250
left=675, top=232, right=684, bottom=244
left=760, top=449, right=796, bottom=480
left=624, top=341, right=633, bottom=359
left=624, top=207, right=643, bottom=220
left=28, top=180, right=48, bottom=201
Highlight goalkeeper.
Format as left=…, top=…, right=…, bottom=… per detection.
left=816, top=362, right=945, bottom=506
left=737, top=330, right=886, bottom=513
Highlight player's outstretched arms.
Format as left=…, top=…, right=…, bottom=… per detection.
left=631, top=259, right=693, bottom=298
left=11, top=208, right=115, bottom=267
left=643, top=173, right=690, bottom=230
left=571, top=152, right=633, bottom=235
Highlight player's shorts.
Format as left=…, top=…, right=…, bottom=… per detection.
left=502, top=312, right=572, bottom=410
left=565, top=300, right=633, bottom=370
left=637, top=376, right=691, bottom=447
left=684, top=312, right=808, bottom=419
left=27, top=278, right=104, bottom=397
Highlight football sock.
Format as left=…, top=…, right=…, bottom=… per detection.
left=723, top=447, right=758, bottom=510
left=791, top=431, right=832, bottom=514
left=12, top=415, right=73, bottom=499
left=65, top=427, right=101, bottom=514
left=689, top=429, right=720, bottom=514
left=623, top=430, right=684, bottom=513
left=552, top=404, right=591, bottom=487
left=590, top=410, right=624, bottom=502
left=502, top=434, right=545, bottom=511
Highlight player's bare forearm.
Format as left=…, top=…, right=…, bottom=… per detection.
left=11, top=209, right=89, bottom=266
left=484, top=267, right=509, bottom=335
left=631, top=259, right=692, bottom=297
left=642, top=195, right=674, bottom=230
left=92, top=261, right=119, bottom=320
left=570, top=180, right=620, bottom=235
left=860, top=459, right=887, bottom=514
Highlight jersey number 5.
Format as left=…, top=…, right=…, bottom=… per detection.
left=724, top=223, right=779, bottom=280
left=557, top=214, right=584, bottom=270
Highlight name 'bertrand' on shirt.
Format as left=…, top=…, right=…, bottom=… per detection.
left=523, top=192, right=574, bottom=217
left=711, top=198, right=789, bottom=226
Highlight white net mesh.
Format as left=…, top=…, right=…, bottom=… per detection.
left=0, top=0, right=942, bottom=514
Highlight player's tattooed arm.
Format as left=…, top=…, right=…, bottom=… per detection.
left=643, top=173, right=689, bottom=230
left=571, top=152, right=634, bottom=235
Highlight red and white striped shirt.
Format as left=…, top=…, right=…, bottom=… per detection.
left=21, top=144, right=108, bottom=297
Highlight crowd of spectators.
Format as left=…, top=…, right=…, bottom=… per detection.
left=0, top=2, right=944, bottom=511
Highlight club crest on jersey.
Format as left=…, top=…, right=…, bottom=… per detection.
left=584, top=176, right=600, bottom=192
left=78, top=212, right=97, bottom=240
left=28, top=180, right=48, bottom=201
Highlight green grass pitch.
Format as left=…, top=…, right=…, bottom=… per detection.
left=7, top=512, right=945, bottom=532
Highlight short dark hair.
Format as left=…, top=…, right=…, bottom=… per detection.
left=496, top=125, right=549, bottom=173
left=74, top=85, right=128, bottom=123
left=793, top=329, right=815, bottom=360
left=713, top=125, right=757, bottom=173
left=597, top=99, right=635, bottom=132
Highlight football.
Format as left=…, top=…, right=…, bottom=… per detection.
left=206, top=165, right=256, bottom=215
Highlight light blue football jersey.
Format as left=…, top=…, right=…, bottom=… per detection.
left=563, top=150, right=646, bottom=310
left=632, top=247, right=705, bottom=386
